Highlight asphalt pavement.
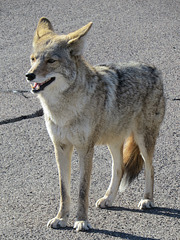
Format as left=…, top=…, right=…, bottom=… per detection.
left=0, top=0, right=179, bottom=239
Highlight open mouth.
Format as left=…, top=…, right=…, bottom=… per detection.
left=31, top=77, right=56, bottom=93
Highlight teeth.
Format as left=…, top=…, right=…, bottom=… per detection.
left=36, top=84, right=40, bottom=90
left=31, top=82, right=39, bottom=90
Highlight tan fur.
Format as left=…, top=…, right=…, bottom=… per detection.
left=26, top=18, right=165, bottom=232
left=120, top=134, right=144, bottom=191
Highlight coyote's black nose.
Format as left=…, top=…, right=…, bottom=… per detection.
left=26, top=73, right=36, bottom=81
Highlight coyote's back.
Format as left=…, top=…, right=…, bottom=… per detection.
left=91, top=62, right=165, bottom=144
left=26, top=17, right=165, bottom=232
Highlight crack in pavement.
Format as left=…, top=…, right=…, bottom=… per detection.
left=0, top=89, right=43, bottom=125
left=0, top=109, right=43, bottom=125
left=0, top=89, right=31, bottom=99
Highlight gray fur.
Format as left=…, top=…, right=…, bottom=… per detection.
left=26, top=18, right=165, bottom=231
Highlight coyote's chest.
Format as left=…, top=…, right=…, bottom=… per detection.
left=40, top=90, right=90, bottom=122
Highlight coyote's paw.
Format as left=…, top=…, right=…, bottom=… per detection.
left=74, top=220, right=92, bottom=232
left=47, top=217, right=67, bottom=229
left=96, top=196, right=113, bottom=208
left=138, top=199, right=154, bottom=209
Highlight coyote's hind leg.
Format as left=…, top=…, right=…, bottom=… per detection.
left=96, top=142, right=124, bottom=208
left=135, top=133, right=156, bottom=209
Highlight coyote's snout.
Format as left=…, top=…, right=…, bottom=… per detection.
left=26, top=17, right=165, bottom=232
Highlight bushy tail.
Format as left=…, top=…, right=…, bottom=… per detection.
left=120, top=134, right=144, bottom=192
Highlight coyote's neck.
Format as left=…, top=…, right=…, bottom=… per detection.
left=74, top=56, right=96, bottom=84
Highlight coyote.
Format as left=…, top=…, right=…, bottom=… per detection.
left=26, top=17, right=165, bottom=232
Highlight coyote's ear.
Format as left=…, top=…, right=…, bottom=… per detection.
left=67, top=22, right=92, bottom=56
left=33, top=17, right=54, bottom=44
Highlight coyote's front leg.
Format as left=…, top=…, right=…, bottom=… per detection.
left=47, top=143, right=73, bottom=229
left=74, top=146, right=94, bottom=232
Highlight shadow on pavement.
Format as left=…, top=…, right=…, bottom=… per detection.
left=107, top=206, right=180, bottom=219
left=50, top=225, right=159, bottom=239
left=89, top=228, right=159, bottom=240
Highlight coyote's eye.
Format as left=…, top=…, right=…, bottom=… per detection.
left=47, top=59, right=56, bottom=63
left=31, top=57, right=35, bottom=62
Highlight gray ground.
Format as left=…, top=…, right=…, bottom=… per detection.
left=0, top=0, right=179, bottom=239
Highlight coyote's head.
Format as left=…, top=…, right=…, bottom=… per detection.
left=26, top=17, right=92, bottom=94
